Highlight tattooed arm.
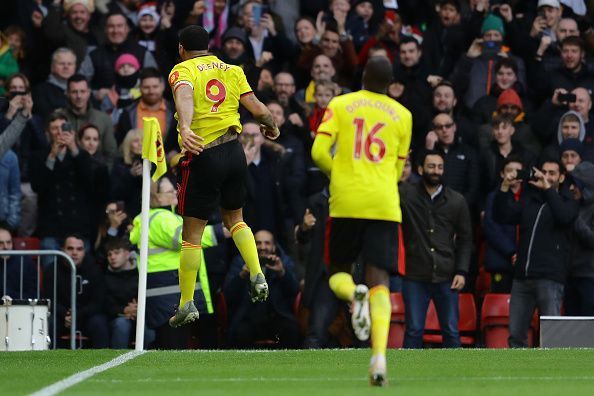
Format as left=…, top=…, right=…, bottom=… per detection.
left=240, top=93, right=280, bottom=140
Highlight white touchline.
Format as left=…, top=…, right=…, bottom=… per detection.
left=31, top=351, right=147, bottom=396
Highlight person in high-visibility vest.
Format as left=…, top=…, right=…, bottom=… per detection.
left=130, top=176, right=216, bottom=348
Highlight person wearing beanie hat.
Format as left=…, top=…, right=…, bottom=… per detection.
left=137, top=3, right=160, bottom=26
left=63, top=0, right=95, bottom=14
left=114, top=53, right=140, bottom=72
left=566, top=160, right=594, bottom=316
left=481, top=14, right=505, bottom=38
left=559, top=138, right=583, bottom=172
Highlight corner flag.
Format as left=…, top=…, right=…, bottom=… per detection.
left=142, top=117, right=167, bottom=181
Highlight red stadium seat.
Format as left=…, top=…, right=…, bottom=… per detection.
left=481, top=293, right=538, bottom=348
left=423, top=293, right=477, bottom=346
left=387, top=292, right=405, bottom=348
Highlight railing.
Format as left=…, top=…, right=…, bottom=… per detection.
left=1, top=250, right=77, bottom=350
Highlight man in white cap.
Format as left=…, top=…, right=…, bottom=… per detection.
left=42, top=0, right=104, bottom=66
left=531, top=0, right=563, bottom=40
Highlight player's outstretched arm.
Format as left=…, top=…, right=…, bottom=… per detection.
left=240, top=92, right=280, bottom=140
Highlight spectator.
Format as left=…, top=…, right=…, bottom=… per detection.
left=240, top=120, right=287, bottom=247
left=293, top=16, right=319, bottom=87
left=566, top=161, right=594, bottom=316
left=266, top=101, right=307, bottom=227
left=0, top=148, right=20, bottom=232
left=560, top=139, right=584, bottom=172
left=116, top=67, right=178, bottom=152
left=0, top=73, right=44, bottom=236
left=224, top=229, right=300, bottom=348
left=451, top=14, right=527, bottom=109
left=271, top=72, right=306, bottom=128
left=425, top=112, right=481, bottom=211
left=129, top=176, right=216, bottom=349
left=296, top=54, right=349, bottom=106
left=133, top=2, right=177, bottom=79
left=422, top=0, right=469, bottom=78
left=480, top=113, right=536, bottom=198
left=32, top=48, right=77, bottom=121
left=94, top=201, right=131, bottom=268
left=392, top=36, right=434, bottom=136
left=477, top=88, right=541, bottom=155
left=104, top=238, right=155, bottom=349
left=538, top=37, right=594, bottom=102
left=472, top=58, right=525, bottom=125
left=533, top=17, right=580, bottom=73
left=483, top=156, right=524, bottom=293
left=0, top=225, right=37, bottom=299
left=0, top=31, right=20, bottom=95
left=43, top=234, right=109, bottom=348
left=542, top=110, right=586, bottom=160
left=77, top=123, right=110, bottom=243
left=79, top=11, right=158, bottom=98
left=357, top=8, right=403, bottom=66
left=298, top=15, right=358, bottom=89
left=217, top=27, right=260, bottom=89
left=30, top=110, right=95, bottom=264
left=347, top=0, right=381, bottom=52
left=424, top=81, right=478, bottom=150
left=238, top=1, right=294, bottom=73
left=106, top=0, right=141, bottom=25
left=41, top=0, right=103, bottom=67
left=493, top=158, right=579, bottom=347
left=100, top=53, right=142, bottom=121
left=0, top=109, right=29, bottom=158
left=110, top=128, right=143, bottom=218
left=182, top=0, right=230, bottom=50
left=64, top=74, right=118, bottom=170
left=400, top=150, right=472, bottom=348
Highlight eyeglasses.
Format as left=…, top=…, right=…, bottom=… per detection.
left=433, top=123, right=454, bottom=130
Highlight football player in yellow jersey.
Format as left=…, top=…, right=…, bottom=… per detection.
left=311, top=57, right=412, bottom=386
left=167, top=26, right=280, bottom=328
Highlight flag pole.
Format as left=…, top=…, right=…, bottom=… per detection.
left=135, top=158, right=151, bottom=351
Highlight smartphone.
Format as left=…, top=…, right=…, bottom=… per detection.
left=252, top=3, right=262, bottom=26
left=558, top=93, right=577, bottom=103
left=116, top=201, right=126, bottom=212
left=61, top=121, right=72, bottom=133
left=482, top=41, right=502, bottom=57
left=259, top=256, right=274, bottom=267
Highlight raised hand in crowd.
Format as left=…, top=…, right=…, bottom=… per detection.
left=530, top=15, right=548, bottom=38
left=300, top=208, right=317, bottom=232
left=261, top=13, right=277, bottom=36
left=161, top=1, right=176, bottom=29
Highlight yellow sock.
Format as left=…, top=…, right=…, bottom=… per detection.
left=329, top=272, right=356, bottom=301
left=369, top=285, right=391, bottom=357
left=230, top=222, right=263, bottom=279
left=179, top=241, right=201, bottom=306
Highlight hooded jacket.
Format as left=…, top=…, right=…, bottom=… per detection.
left=569, top=161, right=594, bottom=278
left=541, top=110, right=586, bottom=161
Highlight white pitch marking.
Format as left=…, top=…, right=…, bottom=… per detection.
left=31, top=351, right=147, bottom=396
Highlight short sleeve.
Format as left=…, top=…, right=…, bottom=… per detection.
left=316, top=99, right=339, bottom=139
left=169, top=63, right=194, bottom=92
left=235, top=67, right=253, bottom=97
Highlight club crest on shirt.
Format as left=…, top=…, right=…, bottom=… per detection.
left=169, top=71, right=179, bottom=87
left=322, top=108, right=333, bottom=123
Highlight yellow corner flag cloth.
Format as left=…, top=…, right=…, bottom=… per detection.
left=142, top=117, right=167, bottom=181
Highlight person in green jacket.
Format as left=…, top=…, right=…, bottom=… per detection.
left=0, top=32, right=19, bottom=96
left=130, top=176, right=216, bottom=347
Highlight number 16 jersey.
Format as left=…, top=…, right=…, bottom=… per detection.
left=168, top=55, right=253, bottom=146
left=316, top=90, right=412, bottom=222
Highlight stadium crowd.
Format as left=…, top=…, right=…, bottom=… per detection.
left=0, top=0, right=593, bottom=349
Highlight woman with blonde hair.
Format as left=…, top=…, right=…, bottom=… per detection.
left=110, top=129, right=144, bottom=217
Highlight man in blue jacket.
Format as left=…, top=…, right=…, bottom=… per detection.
left=494, top=158, right=579, bottom=347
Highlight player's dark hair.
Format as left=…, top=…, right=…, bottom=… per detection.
left=362, top=57, right=392, bottom=94
left=179, top=25, right=210, bottom=51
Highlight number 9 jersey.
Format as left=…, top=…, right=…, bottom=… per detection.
left=314, top=90, right=412, bottom=222
left=168, top=55, right=253, bottom=147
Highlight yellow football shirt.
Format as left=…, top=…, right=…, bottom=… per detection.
left=168, top=55, right=253, bottom=146
left=312, top=90, right=412, bottom=222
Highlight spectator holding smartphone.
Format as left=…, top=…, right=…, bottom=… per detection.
left=30, top=110, right=95, bottom=267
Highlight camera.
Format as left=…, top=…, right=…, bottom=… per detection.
left=558, top=93, right=577, bottom=103
left=516, top=169, right=537, bottom=182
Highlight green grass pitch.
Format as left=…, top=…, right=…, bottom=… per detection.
left=2, top=349, right=594, bottom=395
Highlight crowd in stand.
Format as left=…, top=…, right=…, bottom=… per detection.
left=0, top=0, right=593, bottom=349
